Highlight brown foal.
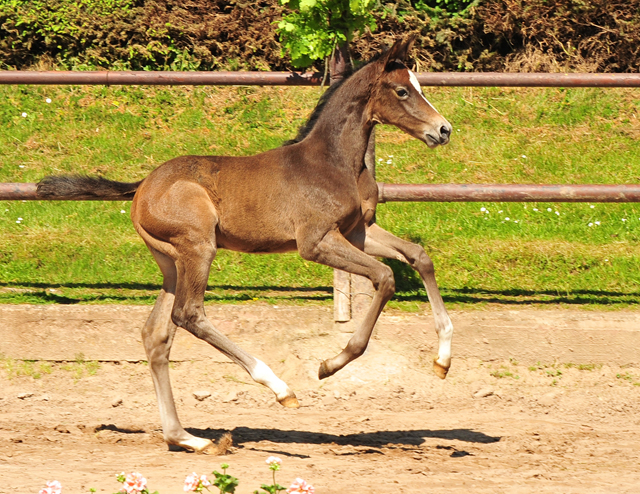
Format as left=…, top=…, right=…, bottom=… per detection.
left=37, top=36, right=454, bottom=453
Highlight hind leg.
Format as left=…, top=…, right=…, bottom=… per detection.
left=142, top=247, right=214, bottom=452
left=168, top=236, right=299, bottom=408
left=136, top=182, right=298, bottom=452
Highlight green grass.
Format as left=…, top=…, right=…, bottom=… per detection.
left=0, top=352, right=99, bottom=380
left=1, top=84, right=640, bottom=309
left=1, top=358, right=53, bottom=380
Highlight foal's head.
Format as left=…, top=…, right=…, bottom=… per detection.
left=369, top=37, right=452, bottom=148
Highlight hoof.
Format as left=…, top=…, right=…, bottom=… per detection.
left=433, top=358, right=449, bottom=380
left=173, top=437, right=215, bottom=454
left=278, top=394, right=300, bottom=408
left=318, top=360, right=335, bottom=380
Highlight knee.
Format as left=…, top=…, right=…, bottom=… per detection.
left=297, top=241, right=321, bottom=263
left=374, top=264, right=396, bottom=299
left=171, top=304, right=202, bottom=333
left=414, top=249, right=435, bottom=275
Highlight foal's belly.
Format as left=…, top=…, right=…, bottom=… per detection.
left=215, top=230, right=298, bottom=254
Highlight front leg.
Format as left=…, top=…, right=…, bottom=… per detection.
left=357, top=223, right=453, bottom=379
left=298, top=229, right=396, bottom=379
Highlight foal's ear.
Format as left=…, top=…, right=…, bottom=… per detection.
left=382, top=35, right=416, bottom=71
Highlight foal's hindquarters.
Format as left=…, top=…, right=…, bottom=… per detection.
left=130, top=158, right=300, bottom=453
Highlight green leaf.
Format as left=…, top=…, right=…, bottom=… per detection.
left=299, top=0, right=317, bottom=11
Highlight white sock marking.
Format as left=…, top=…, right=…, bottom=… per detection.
left=408, top=70, right=438, bottom=113
left=251, top=359, right=290, bottom=399
left=436, top=319, right=454, bottom=363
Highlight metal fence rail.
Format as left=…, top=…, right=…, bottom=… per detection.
left=1, top=71, right=640, bottom=87
left=4, top=182, right=640, bottom=203
left=377, top=183, right=640, bottom=203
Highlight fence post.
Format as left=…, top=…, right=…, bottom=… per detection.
left=330, top=43, right=353, bottom=323
left=330, top=45, right=376, bottom=327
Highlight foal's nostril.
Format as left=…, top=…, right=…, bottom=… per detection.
left=440, top=125, right=451, bottom=138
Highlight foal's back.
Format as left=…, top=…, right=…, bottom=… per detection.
left=131, top=143, right=362, bottom=255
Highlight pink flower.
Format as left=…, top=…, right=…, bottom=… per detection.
left=287, top=478, right=314, bottom=494
left=183, top=472, right=211, bottom=492
left=39, top=480, right=62, bottom=494
left=120, top=472, right=147, bottom=494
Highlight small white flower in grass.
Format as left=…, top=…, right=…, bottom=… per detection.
left=19, top=165, right=24, bottom=168
left=521, top=155, right=527, bottom=159
left=590, top=205, right=595, bottom=209
left=547, top=208, right=552, bottom=212
left=457, top=128, right=461, bottom=132
left=555, top=211, right=560, bottom=216
left=514, top=220, right=519, bottom=223
left=287, top=478, right=315, bottom=494
left=480, top=207, right=486, bottom=212
left=386, top=160, right=392, bottom=164
left=21, top=112, right=27, bottom=117
left=120, top=210, right=126, bottom=214
left=605, top=259, right=609, bottom=262
left=388, top=155, right=393, bottom=158
left=533, top=208, right=539, bottom=212
left=622, top=218, right=627, bottom=222
left=505, top=217, right=510, bottom=221
left=498, top=210, right=503, bottom=214
left=595, top=221, right=601, bottom=225
left=46, top=98, right=52, bottom=104
left=588, top=223, right=593, bottom=227
left=39, top=480, right=62, bottom=494
left=378, top=158, right=383, bottom=162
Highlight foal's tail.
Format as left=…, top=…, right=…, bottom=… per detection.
left=37, top=175, right=142, bottom=200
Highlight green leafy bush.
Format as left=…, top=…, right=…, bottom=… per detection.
left=277, top=0, right=378, bottom=67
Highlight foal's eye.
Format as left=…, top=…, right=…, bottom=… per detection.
left=395, top=88, right=409, bottom=98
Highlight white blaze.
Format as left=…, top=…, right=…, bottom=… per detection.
left=408, top=70, right=438, bottom=113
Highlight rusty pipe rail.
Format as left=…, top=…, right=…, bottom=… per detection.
left=416, top=72, right=640, bottom=87
left=377, top=183, right=640, bottom=203
left=4, top=182, right=640, bottom=203
left=1, top=71, right=640, bottom=87
left=0, top=71, right=325, bottom=86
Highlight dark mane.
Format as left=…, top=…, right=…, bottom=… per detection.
left=283, top=51, right=389, bottom=146
left=282, top=76, right=349, bottom=146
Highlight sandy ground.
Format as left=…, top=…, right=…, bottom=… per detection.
left=1, top=307, right=640, bottom=494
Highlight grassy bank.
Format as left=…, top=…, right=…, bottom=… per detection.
left=1, top=83, right=639, bottom=309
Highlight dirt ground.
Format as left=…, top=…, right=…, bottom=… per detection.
left=1, top=307, right=640, bottom=494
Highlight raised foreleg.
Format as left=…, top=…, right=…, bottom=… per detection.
left=357, top=223, right=453, bottom=379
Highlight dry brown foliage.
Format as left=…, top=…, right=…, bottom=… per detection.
left=1, top=0, right=639, bottom=72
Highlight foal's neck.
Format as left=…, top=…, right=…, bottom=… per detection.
left=306, top=66, right=376, bottom=174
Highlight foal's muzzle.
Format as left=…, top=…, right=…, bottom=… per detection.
left=425, top=121, right=452, bottom=148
